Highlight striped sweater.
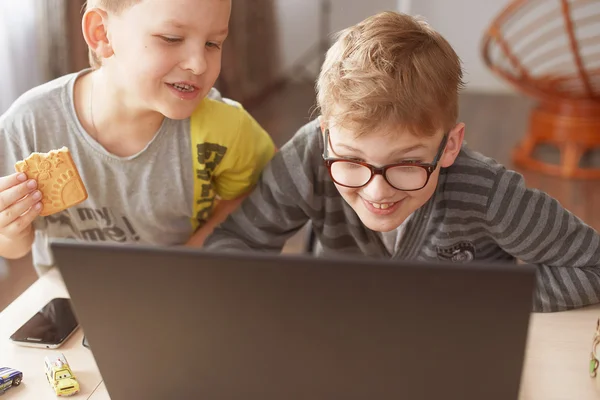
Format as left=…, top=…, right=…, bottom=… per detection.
left=204, top=119, right=600, bottom=312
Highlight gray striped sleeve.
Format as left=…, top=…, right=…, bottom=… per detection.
left=204, top=122, right=321, bottom=252
left=485, top=167, right=600, bottom=312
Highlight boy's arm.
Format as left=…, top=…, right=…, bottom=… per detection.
left=0, top=121, right=35, bottom=259
left=0, top=230, right=34, bottom=259
left=485, top=168, right=600, bottom=312
left=204, top=128, right=316, bottom=252
left=188, top=105, right=277, bottom=248
left=185, top=194, right=248, bottom=247
left=204, top=162, right=311, bottom=252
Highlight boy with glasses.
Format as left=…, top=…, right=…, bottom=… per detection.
left=204, top=11, right=600, bottom=312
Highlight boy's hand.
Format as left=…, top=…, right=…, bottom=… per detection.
left=0, top=172, right=42, bottom=240
left=186, top=195, right=249, bottom=248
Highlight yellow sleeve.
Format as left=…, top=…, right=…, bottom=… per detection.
left=212, top=108, right=276, bottom=200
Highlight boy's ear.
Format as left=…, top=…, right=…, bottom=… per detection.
left=439, top=122, right=465, bottom=168
left=82, top=8, right=114, bottom=61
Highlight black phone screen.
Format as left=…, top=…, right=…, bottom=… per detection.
left=10, top=297, right=79, bottom=345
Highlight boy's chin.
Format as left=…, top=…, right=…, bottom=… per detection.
left=355, top=212, right=406, bottom=233
left=158, top=91, right=209, bottom=120
left=343, top=197, right=408, bottom=232
left=158, top=104, right=197, bottom=120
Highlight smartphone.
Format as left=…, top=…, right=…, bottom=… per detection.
left=9, top=297, right=79, bottom=349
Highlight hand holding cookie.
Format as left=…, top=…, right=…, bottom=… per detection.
left=0, top=172, right=42, bottom=240
left=0, top=147, right=87, bottom=242
left=14, top=147, right=88, bottom=217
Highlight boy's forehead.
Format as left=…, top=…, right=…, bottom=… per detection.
left=328, top=120, right=433, bottom=143
left=123, top=0, right=230, bottom=18
left=87, top=0, right=141, bottom=13
left=327, top=123, right=439, bottom=158
left=113, top=0, right=231, bottom=32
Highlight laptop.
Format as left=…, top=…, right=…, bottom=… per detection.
left=50, top=240, right=536, bottom=400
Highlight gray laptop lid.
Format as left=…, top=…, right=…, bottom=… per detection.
left=51, top=240, right=535, bottom=400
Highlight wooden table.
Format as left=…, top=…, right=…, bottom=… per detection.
left=1, top=268, right=599, bottom=399
left=0, top=268, right=102, bottom=399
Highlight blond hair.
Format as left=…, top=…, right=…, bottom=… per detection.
left=316, top=11, right=464, bottom=136
left=85, top=0, right=141, bottom=69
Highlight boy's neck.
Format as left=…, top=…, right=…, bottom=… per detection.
left=75, top=69, right=166, bottom=157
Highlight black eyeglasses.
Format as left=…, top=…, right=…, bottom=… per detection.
left=322, top=129, right=448, bottom=191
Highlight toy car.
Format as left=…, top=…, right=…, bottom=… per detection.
left=0, top=367, right=23, bottom=395
left=44, top=354, right=80, bottom=397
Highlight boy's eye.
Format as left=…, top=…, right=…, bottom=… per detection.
left=342, top=162, right=363, bottom=169
left=206, top=42, right=222, bottom=49
left=160, top=36, right=182, bottom=43
left=337, top=156, right=364, bottom=162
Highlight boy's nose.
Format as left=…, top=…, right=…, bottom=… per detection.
left=361, top=174, right=398, bottom=201
left=183, top=49, right=208, bottom=75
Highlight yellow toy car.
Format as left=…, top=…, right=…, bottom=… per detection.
left=44, top=353, right=80, bottom=397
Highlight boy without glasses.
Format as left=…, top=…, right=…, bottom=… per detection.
left=0, top=0, right=275, bottom=274
left=205, top=11, right=600, bottom=313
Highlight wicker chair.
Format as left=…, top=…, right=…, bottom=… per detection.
left=482, top=0, right=600, bottom=179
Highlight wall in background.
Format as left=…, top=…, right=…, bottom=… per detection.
left=274, top=0, right=398, bottom=79
left=0, top=0, right=43, bottom=114
left=408, top=0, right=514, bottom=93
left=274, top=0, right=515, bottom=93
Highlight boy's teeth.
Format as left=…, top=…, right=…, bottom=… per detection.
left=370, top=202, right=394, bottom=209
left=172, top=83, right=194, bottom=92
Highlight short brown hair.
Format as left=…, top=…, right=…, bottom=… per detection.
left=85, top=0, right=141, bottom=69
left=316, top=11, right=464, bottom=137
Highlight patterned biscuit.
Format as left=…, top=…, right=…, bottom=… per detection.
left=15, top=147, right=88, bottom=216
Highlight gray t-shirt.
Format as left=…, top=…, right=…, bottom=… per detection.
left=0, top=70, right=253, bottom=273
left=379, top=214, right=411, bottom=255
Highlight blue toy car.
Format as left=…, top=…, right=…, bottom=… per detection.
left=0, top=367, right=23, bottom=395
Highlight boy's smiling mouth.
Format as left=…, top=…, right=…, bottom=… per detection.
left=170, top=83, right=196, bottom=92
left=361, top=197, right=403, bottom=215
left=166, top=81, right=201, bottom=100
left=369, top=201, right=395, bottom=210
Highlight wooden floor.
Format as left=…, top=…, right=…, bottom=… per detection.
left=1, top=84, right=599, bottom=311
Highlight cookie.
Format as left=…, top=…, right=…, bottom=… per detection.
left=15, top=147, right=88, bottom=216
